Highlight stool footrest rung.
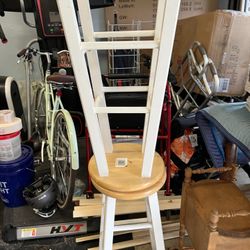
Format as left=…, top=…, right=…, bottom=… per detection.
left=94, top=106, right=149, bottom=114
left=114, top=222, right=152, bottom=232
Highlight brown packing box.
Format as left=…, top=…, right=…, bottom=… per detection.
left=172, top=10, right=250, bottom=96
left=179, top=0, right=218, bottom=19
left=104, top=0, right=219, bottom=29
left=105, top=0, right=157, bottom=30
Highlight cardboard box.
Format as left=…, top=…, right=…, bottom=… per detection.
left=172, top=10, right=250, bottom=96
left=104, top=0, right=219, bottom=30
left=105, top=0, right=157, bottom=30
left=179, top=0, right=218, bottom=19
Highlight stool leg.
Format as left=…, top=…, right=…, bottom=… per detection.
left=146, top=196, right=156, bottom=249
left=99, top=194, right=106, bottom=250
left=102, top=195, right=116, bottom=250
left=147, top=192, right=165, bottom=250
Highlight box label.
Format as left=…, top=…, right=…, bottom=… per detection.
left=115, top=158, right=128, bottom=168
left=105, top=0, right=219, bottom=28
left=218, top=78, right=230, bottom=93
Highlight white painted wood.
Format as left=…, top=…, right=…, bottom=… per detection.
left=142, top=48, right=159, bottom=151
left=56, top=0, right=109, bottom=176
left=94, top=107, right=149, bottom=114
left=240, top=0, right=246, bottom=11
left=102, top=86, right=148, bottom=93
left=103, top=196, right=116, bottom=250
left=76, top=221, right=181, bottom=244
left=57, top=1, right=180, bottom=249
left=81, top=40, right=158, bottom=51
left=99, top=194, right=106, bottom=250
left=146, top=195, right=156, bottom=249
left=77, top=0, right=113, bottom=153
left=94, top=30, right=154, bottom=39
left=141, top=0, right=167, bottom=150
left=142, top=0, right=181, bottom=177
left=147, top=192, right=165, bottom=250
left=114, top=223, right=152, bottom=232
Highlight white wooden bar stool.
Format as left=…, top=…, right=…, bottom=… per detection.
left=56, top=0, right=180, bottom=249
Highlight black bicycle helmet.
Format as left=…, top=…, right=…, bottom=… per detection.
left=23, top=175, right=58, bottom=218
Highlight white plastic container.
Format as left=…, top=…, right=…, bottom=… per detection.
left=0, top=110, right=22, bottom=161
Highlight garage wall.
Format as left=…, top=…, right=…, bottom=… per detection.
left=0, top=12, right=40, bottom=118
left=0, top=12, right=40, bottom=81
left=0, top=8, right=107, bottom=117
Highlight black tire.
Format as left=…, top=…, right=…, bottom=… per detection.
left=34, top=87, right=46, bottom=139
left=52, top=111, right=77, bottom=209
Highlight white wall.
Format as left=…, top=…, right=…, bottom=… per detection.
left=0, top=12, right=40, bottom=81
left=0, top=12, right=41, bottom=120
left=0, top=9, right=107, bottom=82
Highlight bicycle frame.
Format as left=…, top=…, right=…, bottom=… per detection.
left=41, top=70, right=79, bottom=171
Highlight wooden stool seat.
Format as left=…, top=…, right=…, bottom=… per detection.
left=188, top=180, right=250, bottom=235
left=89, top=143, right=166, bottom=200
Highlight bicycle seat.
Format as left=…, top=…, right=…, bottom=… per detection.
left=47, top=74, right=76, bottom=86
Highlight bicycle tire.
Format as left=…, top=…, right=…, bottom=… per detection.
left=34, top=86, right=46, bottom=139
left=51, top=110, right=79, bottom=209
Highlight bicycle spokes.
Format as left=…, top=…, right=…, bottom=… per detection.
left=52, top=111, right=76, bottom=209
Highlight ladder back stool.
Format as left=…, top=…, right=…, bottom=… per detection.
left=56, top=0, right=180, bottom=249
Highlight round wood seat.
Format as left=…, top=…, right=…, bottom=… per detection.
left=88, top=143, right=166, bottom=200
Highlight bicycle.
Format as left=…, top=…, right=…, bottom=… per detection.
left=17, top=44, right=79, bottom=210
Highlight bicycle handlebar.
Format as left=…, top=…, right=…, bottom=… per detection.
left=17, top=38, right=40, bottom=57
left=17, top=40, right=52, bottom=71
left=26, top=38, right=39, bottom=48
left=38, top=51, right=52, bottom=67
left=17, top=48, right=27, bottom=58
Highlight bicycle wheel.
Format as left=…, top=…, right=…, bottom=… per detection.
left=52, top=110, right=79, bottom=209
left=34, top=86, right=46, bottom=139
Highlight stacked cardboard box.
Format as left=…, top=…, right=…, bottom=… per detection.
left=172, top=10, right=250, bottom=96
left=178, top=0, right=219, bottom=19
left=104, top=0, right=219, bottom=29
